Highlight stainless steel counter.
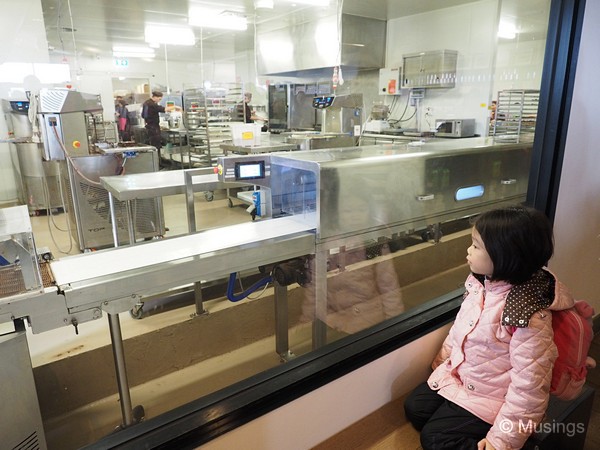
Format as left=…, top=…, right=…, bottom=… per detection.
left=100, top=168, right=248, bottom=246
left=101, top=168, right=228, bottom=201
left=220, top=142, right=299, bottom=154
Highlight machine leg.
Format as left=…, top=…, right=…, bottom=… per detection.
left=126, top=200, right=136, bottom=245
left=274, top=281, right=294, bottom=361
left=193, top=281, right=206, bottom=316
left=108, top=193, right=119, bottom=247
left=312, top=250, right=328, bottom=350
left=184, top=171, right=197, bottom=233
left=108, top=312, right=143, bottom=428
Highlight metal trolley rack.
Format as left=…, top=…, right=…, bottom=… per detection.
left=182, top=84, right=243, bottom=167
left=492, top=89, right=540, bottom=143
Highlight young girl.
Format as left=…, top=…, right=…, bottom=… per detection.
left=404, top=205, right=575, bottom=450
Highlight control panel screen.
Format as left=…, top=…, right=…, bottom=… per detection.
left=11, top=101, right=29, bottom=112
left=235, top=161, right=265, bottom=180
left=312, top=96, right=335, bottom=109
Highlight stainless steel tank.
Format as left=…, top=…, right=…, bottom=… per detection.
left=16, top=143, right=63, bottom=212
left=2, top=99, right=63, bottom=213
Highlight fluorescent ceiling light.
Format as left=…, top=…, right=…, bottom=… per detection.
left=498, top=21, right=518, bottom=39
left=255, top=0, right=274, bottom=8
left=144, top=24, right=196, bottom=46
left=0, top=62, right=71, bottom=83
left=112, top=45, right=156, bottom=58
left=284, top=0, right=331, bottom=5
left=189, top=7, right=248, bottom=31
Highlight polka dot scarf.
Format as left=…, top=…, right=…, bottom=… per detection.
left=502, top=269, right=555, bottom=328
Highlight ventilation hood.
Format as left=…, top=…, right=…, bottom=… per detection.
left=256, top=14, right=386, bottom=77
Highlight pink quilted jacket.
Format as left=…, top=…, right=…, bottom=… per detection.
left=428, top=272, right=575, bottom=449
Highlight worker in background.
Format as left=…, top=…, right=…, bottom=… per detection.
left=236, top=92, right=268, bottom=130
left=237, top=92, right=258, bottom=123
left=115, top=96, right=130, bottom=142
left=141, top=91, right=180, bottom=160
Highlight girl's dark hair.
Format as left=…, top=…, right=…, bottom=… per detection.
left=474, top=205, right=554, bottom=284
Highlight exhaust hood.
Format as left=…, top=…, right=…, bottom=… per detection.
left=256, top=14, right=386, bottom=76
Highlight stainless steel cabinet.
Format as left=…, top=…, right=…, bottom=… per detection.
left=402, top=50, right=458, bottom=89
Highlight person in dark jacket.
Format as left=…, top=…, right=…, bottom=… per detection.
left=141, top=91, right=179, bottom=155
left=115, top=96, right=130, bottom=141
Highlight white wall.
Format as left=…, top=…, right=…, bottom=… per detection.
left=549, top=0, right=600, bottom=311
left=385, top=0, right=499, bottom=135
left=383, top=0, right=547, bottom=136
left=202, top=325, right=451, bottom=450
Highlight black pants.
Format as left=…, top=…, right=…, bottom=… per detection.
left=404, top=382, right=491, bottom=450
left=145, top=123, right=162, bottom=151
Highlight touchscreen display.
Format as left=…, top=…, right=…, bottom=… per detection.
left=235, top=161, right=265, bottom=180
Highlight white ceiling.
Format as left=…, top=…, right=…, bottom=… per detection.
left=41, top=0, right=481, bottom=63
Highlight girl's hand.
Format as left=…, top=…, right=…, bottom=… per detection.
left=477, top=438, right=496, bottom=450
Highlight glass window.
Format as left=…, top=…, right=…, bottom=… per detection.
left=0, top=1, right=557, bottom=448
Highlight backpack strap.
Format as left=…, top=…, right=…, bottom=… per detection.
left=502, top=269, right=555, bottom=328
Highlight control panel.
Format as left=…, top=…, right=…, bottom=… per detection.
left=312, top=96, right=335, bottom=109
left=216, top=154, right=271, bottom=188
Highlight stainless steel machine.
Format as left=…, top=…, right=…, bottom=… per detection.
left=217, top=137, right=532, bottom=345
left=2, top=99, right=63, bottom=213
left=0, top=206, right=46, bottom=449
left=60, top=147, right=164, bottom=251
left=217, top=138, right=530, bottom=242
left=29, top=89, right=165, bottom=251
left=37, top=88, right=104, bottom=159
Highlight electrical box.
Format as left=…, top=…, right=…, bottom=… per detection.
left=378, top=68, right=402, bottom=95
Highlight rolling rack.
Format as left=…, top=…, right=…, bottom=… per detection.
left=492, top=89, right=539, bottom=143
left=182, top=83, right=244, bottom=167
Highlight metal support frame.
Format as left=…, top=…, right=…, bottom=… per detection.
left=312, top=249, right=328, bottom=349
left=108, top=312, right=136, bottom=427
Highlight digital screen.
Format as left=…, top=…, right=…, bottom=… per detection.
left=455, top=185, right=485, bottom=201
left=235, top=161, right=265, bottom=180
left=312, top=96, right=335, bottom=109
left=11, top=101, right=29, bottom=112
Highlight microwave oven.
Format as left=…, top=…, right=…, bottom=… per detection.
left=435, top=118, right=476, bottom=138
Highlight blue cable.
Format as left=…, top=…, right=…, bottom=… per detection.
left=226, top=272, right=272, bottom=302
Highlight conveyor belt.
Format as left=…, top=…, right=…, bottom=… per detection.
left=49, top=216, right=316, bottom=311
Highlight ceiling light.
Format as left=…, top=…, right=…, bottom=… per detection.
left=498, top=21, right=518, bottom=39
left=189, top=7, right=248, bottom=30
left=285, top=0, right=330, bottom=5
left=255, top=0, right=274, bottom=8
left=144, top=24, right=196, bottom=46
left=112, top=45, right=156, bottom=58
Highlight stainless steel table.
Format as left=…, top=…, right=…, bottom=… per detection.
left=220, top=142, right=299, bottom=154
left=100, top=168, right=245, bottom=246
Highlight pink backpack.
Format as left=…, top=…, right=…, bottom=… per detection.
left=550, top=300, right=596, bottom=400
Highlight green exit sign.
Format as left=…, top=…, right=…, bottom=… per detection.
left=114, top=58, right=129, bottom=67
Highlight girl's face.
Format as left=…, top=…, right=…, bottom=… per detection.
left=467, top=228, right=494, bottom=278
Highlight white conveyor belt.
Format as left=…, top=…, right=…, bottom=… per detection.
left=50, top=215, right=316, bottom=286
